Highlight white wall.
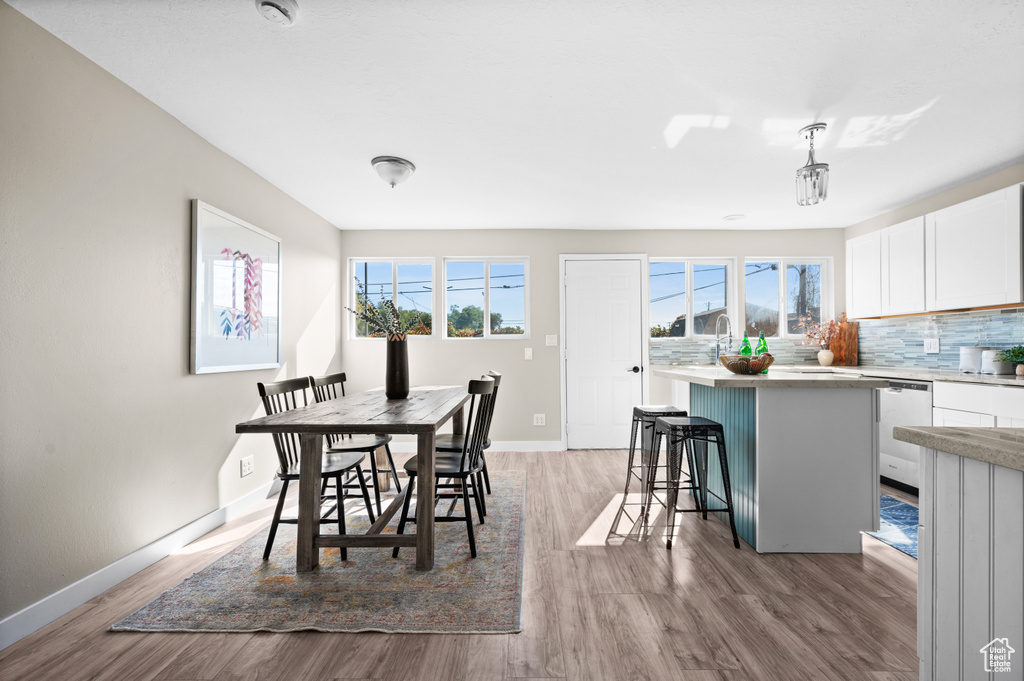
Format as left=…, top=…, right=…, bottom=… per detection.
left=0, top=3, right=343, bottom=619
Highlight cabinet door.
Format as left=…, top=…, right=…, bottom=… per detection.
left=846, top=231, right=882, bottom=319
left=925, top=185, right=1023, bottom=311
left=932, top=407, right=996, bottom=428
left=881, top=217, right=926, bottom=315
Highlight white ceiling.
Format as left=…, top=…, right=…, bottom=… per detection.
left=8, top=0, right=1024, bottom=231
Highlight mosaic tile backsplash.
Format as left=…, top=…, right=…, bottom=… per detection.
left=857, top=308, right=1024, bottom=370
left=651, top=337, right=821, bottom=366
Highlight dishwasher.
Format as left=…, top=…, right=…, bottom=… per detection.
left=878, top=379, right=933, bottom=489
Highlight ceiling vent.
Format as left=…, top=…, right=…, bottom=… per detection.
left=255, top=0, right=299, bottom=27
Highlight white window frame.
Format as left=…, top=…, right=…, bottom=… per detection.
left=648, top=257, right=736, bottom=339
left=443, top=256, right=530, bottom=339
left=348, top=257, right=436, bottom=339
left=743, top=257, right=833, bottom=338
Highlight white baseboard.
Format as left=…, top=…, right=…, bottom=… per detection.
left=0, top=480, right=276, bottom=651
left=387, top=440, right=565, bottom=453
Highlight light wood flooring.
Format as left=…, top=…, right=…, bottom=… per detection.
left=0, top=450, right=918, bottom=681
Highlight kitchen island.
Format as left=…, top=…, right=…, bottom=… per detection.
left=653, top=366, right=889, bottom=553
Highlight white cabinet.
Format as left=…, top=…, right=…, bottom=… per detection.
left=932, top=380, right=1024, bottom=427
left=933, top=407, right=996, bottom=427
left=925, top=185, right=1023, bottom=311
left=880, top=216, right=926, bottom=315
left=846, top=230, right=882, bottom=319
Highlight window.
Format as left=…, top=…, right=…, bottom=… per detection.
left=350, top=259, right=434, bottom=337
left=649, top=259, right=733, bottom=337
left=743, top=258, right=830, bottom=337
left=444, top=258, right=529, bottom=338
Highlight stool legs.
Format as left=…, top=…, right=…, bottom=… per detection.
left=714, top=431, right=741, bottom=549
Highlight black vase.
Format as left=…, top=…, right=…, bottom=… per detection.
left=385, top=334, right=409, bottom=399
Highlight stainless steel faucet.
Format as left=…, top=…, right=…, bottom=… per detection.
left=714, top=315, right=733, bottom=365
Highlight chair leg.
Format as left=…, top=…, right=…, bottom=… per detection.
left=368, top=449, right=383, bottom=516
left=461, top=477, right=477, bottom=558
left=480, top=452, right=492, bottom=494
left=624, top=415, right=640, bottom=496
left=393, top=472, right=416, bottom=558
left=384, top=443, right=402, bottom=492
left=263, top=478, right=289, bottom=561
left=336, top=473, right=348, bottom=562
left=354, top=464, right=376, bottom=524
left=471, top=474, right=486, bottom=524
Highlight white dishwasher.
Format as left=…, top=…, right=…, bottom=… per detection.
left=878, top=379, right=933, bottom=489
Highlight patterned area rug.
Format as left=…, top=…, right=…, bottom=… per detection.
left=865, top=493, right=918, bottom=559
left=111, top=470, right=525, bottom=634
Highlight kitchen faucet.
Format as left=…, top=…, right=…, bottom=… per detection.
left=714, top=315, right=733, bottom=365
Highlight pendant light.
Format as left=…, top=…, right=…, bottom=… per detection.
left=795, top=123, right=829, bottom=206
left=371, top=156, right=416, bottom=188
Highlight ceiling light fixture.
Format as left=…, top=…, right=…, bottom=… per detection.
left=255, top=0, right=299, bottom=27
left=371, top=156, right=416, bottom=188
left=722, top=214, right=746, bottom=221
left=795, top=122, right=829, bottom=206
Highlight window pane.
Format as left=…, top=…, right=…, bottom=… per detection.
left=649, top=261, right=687, bottom=336
left=446, top=261, right=485, bottom=337
left=744, top=262, right=780, bottom=336
left=787, top=263, right=822, bottom=333
left=396, top=263, right=433, bottom=335
left=353, top=260, right=393, bottom=337
left=692, top=264, right=727, bottom=335
left=489, top=262, right=525, bottom=335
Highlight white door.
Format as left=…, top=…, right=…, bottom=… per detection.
left=846, top=231, right=882, bottom=319
left=563, top=258, right=644, bottom=449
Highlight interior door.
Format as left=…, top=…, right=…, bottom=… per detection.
left=564, top=258, right=644, bottom=449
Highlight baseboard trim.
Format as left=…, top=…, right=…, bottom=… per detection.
left=387, top=440, right=565, bottom=453
left=0, top=480, right=276, bottom=651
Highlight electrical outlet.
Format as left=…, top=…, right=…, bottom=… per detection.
left=524, top=347, right=533, bottom=360
left=533, top=414, right=546, bottom=426
left=545, top=334, right=558, bottom=347
left=240, top=455, right=254, bottom=477
left=924, top=338, right=940, bottom=354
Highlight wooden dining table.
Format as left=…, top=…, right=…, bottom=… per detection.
left=235, top=384, right=471, bottom=572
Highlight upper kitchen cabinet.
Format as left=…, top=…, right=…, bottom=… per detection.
left=846, top=230, right=882, bottom=319
left=880, top=216, right=926, bottom=315
left=925, top=185, right=1023, bottom=311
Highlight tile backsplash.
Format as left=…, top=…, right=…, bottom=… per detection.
left=650, top=337, right=821, bottom=366
left=857, top=308, right=1024, bottom=370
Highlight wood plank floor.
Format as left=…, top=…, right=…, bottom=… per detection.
left=0, top=451, right=918, bottom=681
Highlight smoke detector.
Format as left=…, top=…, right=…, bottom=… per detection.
left=255, top=0, right=299, bottom=26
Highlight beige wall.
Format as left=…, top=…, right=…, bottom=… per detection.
left=844, top=163, right=1024, bottom=240
left=339, top=228, right=846, bottom=443
left=0, top=4, right=343, bottom=618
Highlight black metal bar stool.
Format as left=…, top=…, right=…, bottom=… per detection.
left=624, top=405, right=688, bottom=518
left=652, top=416, right=741, bottom=549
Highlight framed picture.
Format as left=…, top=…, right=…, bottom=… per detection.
left=190, top=200, right=282, bottom=374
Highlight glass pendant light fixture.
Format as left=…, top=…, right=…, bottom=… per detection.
left=371, top=156, right=416, bottom=188
left=795, top=123, right=829, bottom=206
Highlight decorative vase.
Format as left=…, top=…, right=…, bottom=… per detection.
left=1017, top=364, right=1024, bottom=377
left=817, top=349, right=834, bottom=367
left=385, top=333, right=409, bottom=399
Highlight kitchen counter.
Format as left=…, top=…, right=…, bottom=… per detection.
left=653, top=365, right=890, bottom=389
left=832, top=365, right=1024, bottom=387
left=893, top=426, right=1024, bottom=472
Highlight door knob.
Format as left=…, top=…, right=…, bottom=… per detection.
left=628, top=366, right=640, bottom=373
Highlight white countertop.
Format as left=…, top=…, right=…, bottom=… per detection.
left=832, top=365, right=1024, bottom=387
left=893, top=426, right=1024, bottom=472
left=652, top=365, right=890, bottom=389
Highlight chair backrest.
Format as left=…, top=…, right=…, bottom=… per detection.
left=257, top=376, right=313, bottom=471
left=481, top=370, right=502, bottom=442
left=459, top=376, right=495, bottom=473
left=309, top=372, right=348, bottom=447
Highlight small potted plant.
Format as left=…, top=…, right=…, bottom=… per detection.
left=798, top=316, right=841, bottom=366
left=997, top=345, right=1024, bottom=376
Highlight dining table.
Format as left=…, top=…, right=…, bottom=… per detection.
left=235, top=384, right=471, bottom=572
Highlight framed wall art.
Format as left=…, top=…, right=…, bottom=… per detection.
left=190, top=200, right=282, bottom=374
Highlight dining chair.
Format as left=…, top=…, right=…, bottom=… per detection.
left=309, top=372, right=402, bottom=516
left=393, top=376, right=495, bottom=559
left=433, top=370, right=501, bottom=495
left=257, top=376, right=376, bottom=561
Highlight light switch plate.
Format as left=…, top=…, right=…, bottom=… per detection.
left=545, top=334, right=558, bottom=346
left=524, top=347, right=533, bottom=360
left=924, top=338, right=940, bottom=354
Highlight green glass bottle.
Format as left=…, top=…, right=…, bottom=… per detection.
left=739, top=333, right=752, bottom=356
left=755, top=331, right=769, bottom=373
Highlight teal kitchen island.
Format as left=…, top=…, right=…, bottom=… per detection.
left=653, top=366, right=890, bottom=553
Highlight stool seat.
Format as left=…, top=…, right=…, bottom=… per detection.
left=632, top=405, right=689, bottom=417
left=652, top=415, right=719, bottom=429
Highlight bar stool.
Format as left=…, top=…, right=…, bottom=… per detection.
left=652, top=416, right=741, bottom=549
left=624, top=405, right=688, bottom=518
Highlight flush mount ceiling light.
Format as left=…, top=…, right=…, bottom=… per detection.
left=722, top=214, right=746, bottom=222
left=371, top=156, right=416, bottom=188
left=255, top=0, right=299, bottom=26
left=795, top=122, right=829, bottom=206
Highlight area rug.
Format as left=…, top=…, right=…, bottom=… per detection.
left=111, top=470, right=525, bottom=634
left=865, top=493, right=918, bottom=559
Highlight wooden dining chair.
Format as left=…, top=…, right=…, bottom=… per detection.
left=393, top=376, right=495, bottom=559
left=309, top=372, right=403, bottom=516
left=433, top=370, right=501, bottom=495
left=257, top=376, right=376, bottom=561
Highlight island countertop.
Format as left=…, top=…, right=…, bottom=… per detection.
left=893, top=426, right=1024, bottom=473
left=653, top=365, right=890, bottom=389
